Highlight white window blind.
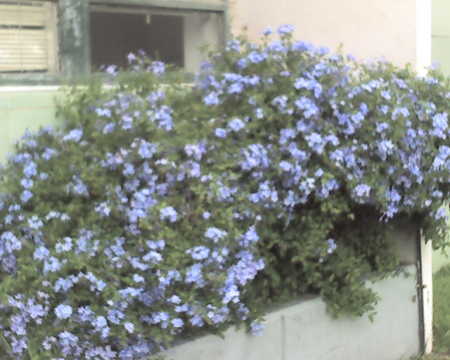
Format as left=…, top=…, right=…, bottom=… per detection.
left=0, top=0, right=57, bottom=73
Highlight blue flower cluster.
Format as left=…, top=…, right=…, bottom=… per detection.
left=198, top=25, right=450, bottom=225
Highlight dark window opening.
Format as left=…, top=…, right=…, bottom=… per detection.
left=90, top=10, right=184, bottom=71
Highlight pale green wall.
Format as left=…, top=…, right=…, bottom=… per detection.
left=432, top=206, right=450, bottom=273
left=433, top=0, right=450, bottom=75
left=0, top=90, right=59, bottom=161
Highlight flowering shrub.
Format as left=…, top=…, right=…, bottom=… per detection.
left=0, top=25, right=449, bottom=359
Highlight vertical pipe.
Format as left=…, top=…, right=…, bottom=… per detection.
left=58, top=0, right=91, bottom=78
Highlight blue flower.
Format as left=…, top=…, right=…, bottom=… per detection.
left=431, top=113, right=448, bottom=139
left=267, top=41, right=287, bottom=53
left=62, top=129, right=83, bottom=142
left=133, top=274, right=145, bottom=283
left=43, top=257, right=62, bottom=274
left=33, top=246, right=49, bottom=261
left=228, top=118, right=246, bottom=132
left=1, top=231, right=21, bottom=253
left=55, top=304, right=73, bottom=320
left=55, top=238, right=73, bottom=253
left=168, top=295, right=182, bottom=304
left=54, top=277, right=76, bottom=292
left=95, top=202, right=111, bottom=217
left=121, top=114, right=133, bottom=130
left=279, top=161, right=292, bottom=172
left=381, top=90, right=391, bottom=100
left=295, top=97, right=319, bottom=118
left=228, top=82, right=244, bottom=94
left=294, top=77, right=322, bottom=98
left=292, top=40, right=315, bottom=52
left=138, top=141, right=157, bottom=159
left=154, top=105, right=173, bottom=131
left=107, top=309, right=125, bottom=324
left=354, top=184, right=371, bottom=197
left=96, top=108, right=112, bottom=117
left=255, top=108, right=264, bottom=119
left=272, top=95, right=288, bottom=111
left=185, top=142, right=207, bottom=161
left=185, top=263, right=205, bottom=286
left=124, top=322, right=135, bottom=333
left=204, top=92, right=220, bottom=106
left=123, top=163, right=135, bottom=176
left=146, top=239, right=166, bottom=250
left=23, top=161, right=37, bottom=178
left=160, top=206, right=178, bottom=222
left=250, top=321, right=265, bottom=336
left=327, top=239, right=337, bottom=254
left=214, top=128, right=228, bottom=138
left=392, top=107, right=410, bottom=120
left=262, top=27, right=273, bottom=36
left=190, top=314, right=204, bottom=327
left=142, top=250, right=162, bottom=263
left=305, top=133, right=326, bottom=154
left=377, top=140, right=394, bottom=160
left=279, top=128, right=296, bottom=145
left=42, top=148, right=57, bottom=160
left=94, top=316, right=108, bottom=329
left=240, top=144, right=270, bottom=170
left=247, top=51, right=266, bottom=64
left=435, top=207, right=448, bottom=220
left=432, top=145, right=450, bottom=170
left=205, top=227, right=228, bottom=242
left=151, top=61, right=165, bottom=75
left=187, top=246, right=210, bottom=260
left=249, top=181, right=278, bottom=204
left=127, top=52, right=137, bottom=63
left=277, top=24, right=295, bottom=35
left=226, top=39, right=241, bottom=52
left=119, top=287, right=143, bottom=298
left=105, top=65, right=118, bottom=75
left=71, top=177, right=88, bottom=196
left=171, top=318, right=184, bottom=328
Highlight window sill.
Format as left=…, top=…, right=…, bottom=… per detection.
left=0, top=71, right=196, bottom=90
left=0, top=73, right=68, bottom=87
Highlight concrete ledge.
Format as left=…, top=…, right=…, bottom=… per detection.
left=166, top=265, right=419, bottom=360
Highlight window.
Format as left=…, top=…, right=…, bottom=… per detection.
left=90, top=4, right=224, bottom=73
left=0, top=0, right=58, bottom=73
left=90, top=7, right=185, bottom=70
left=0, top=0, right=226, bottom=82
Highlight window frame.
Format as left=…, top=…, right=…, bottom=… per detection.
left=0, top=0, right=229, bottom=86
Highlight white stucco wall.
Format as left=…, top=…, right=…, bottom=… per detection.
left=229, top=0, right=431, bottom=71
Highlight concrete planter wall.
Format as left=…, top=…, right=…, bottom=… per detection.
left=166, top=265, right=420, bottom=360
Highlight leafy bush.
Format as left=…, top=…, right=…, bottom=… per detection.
left=0, top=25, right=449, bottom=359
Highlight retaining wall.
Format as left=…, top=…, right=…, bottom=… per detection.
left=167, top=265, right=420, bottom=360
